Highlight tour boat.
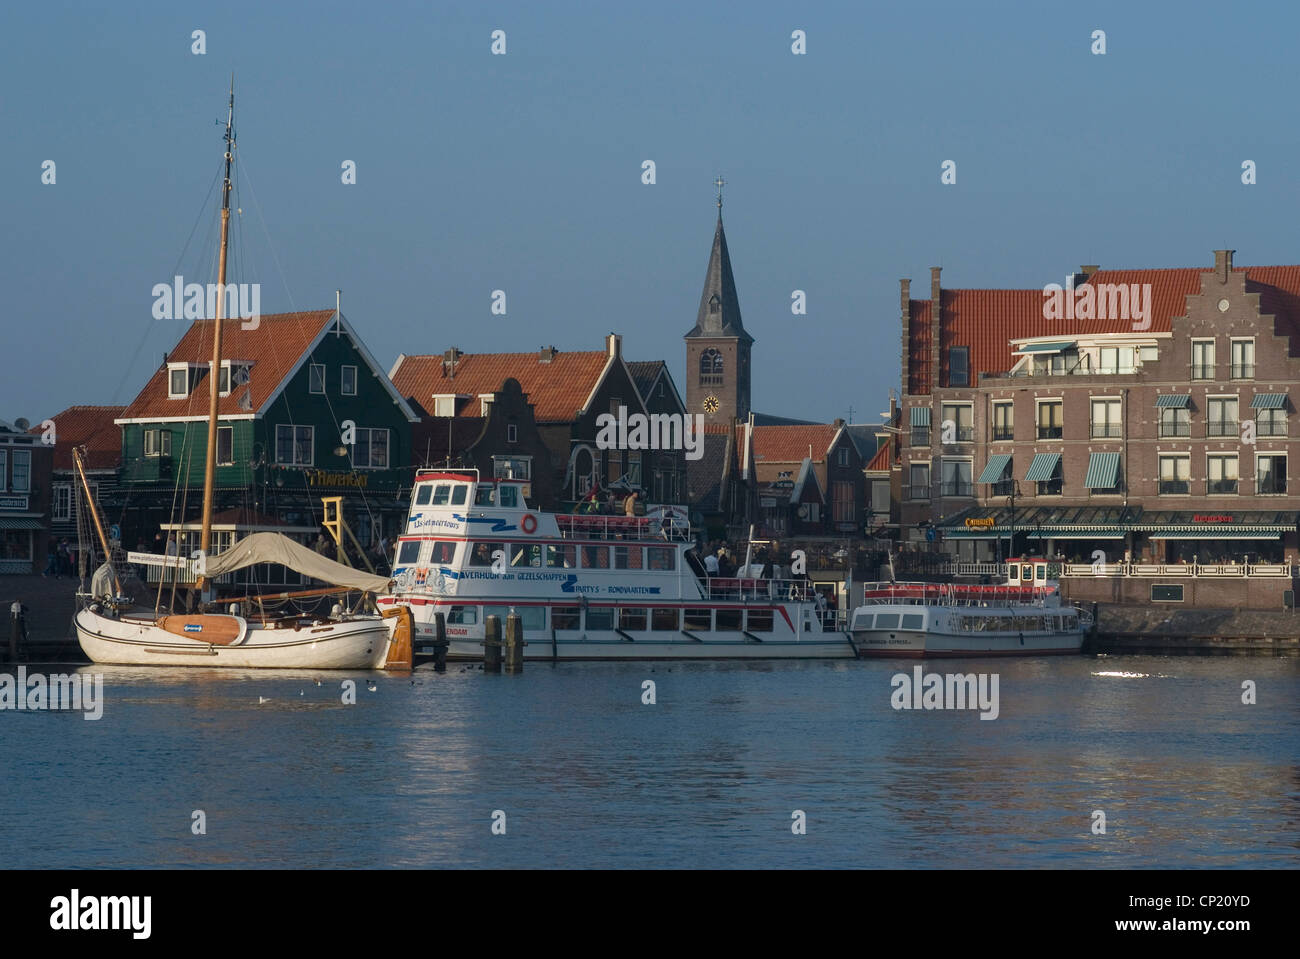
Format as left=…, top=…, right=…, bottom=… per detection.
left=71, top=84, right=404, bottom=670
left=378, top=470, right=856, bottom=660
left=849, top=560, right=1089, bottom=657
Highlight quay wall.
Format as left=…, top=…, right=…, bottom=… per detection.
left=1085, top=601, right=1300, bottom=653
left=1062, top=575, right=1293, bottom=609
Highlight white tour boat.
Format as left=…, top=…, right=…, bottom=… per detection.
left=850, top=560, right=1089, bottom=657
left=378, top=470, right=856, bottom=660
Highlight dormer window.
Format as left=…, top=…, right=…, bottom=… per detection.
left=709, top=294, right=720, bottom=314
left=167, top=362, right=203, bottom=399
left=216, top=361, right=251, bottom=397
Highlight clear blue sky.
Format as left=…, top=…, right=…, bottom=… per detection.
left=4, top=0, right=1295, bottom=426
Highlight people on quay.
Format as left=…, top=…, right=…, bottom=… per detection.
left=623, top=490, right=639, bottom=517
left=43, top=541, right=60, bottom=578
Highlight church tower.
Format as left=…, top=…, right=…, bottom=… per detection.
left=684, top=180, right=753, bottom=424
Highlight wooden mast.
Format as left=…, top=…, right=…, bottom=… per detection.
left=197, top=79, right=235, bottom=591
left=72, top=447, right=121, bottom=597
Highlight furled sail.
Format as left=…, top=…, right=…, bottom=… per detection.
left=203, top=532, right=392, bottom=592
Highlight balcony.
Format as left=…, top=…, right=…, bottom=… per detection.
left=1231, top=364, right=1255, bottom=379
left=1159, top=422, right=1190, bottom=438
left=910, top=429, right=931, bottom=448
left=1258, top=420, right=1287, bottom=437
left=942, top=426, right=975, bottom=443
left=1090, top=423, right=1122, bottom=438
left=991, top=427, right=1014, bottom=441
left=1206, top=420, right=1239, bottom=437
left=1159, top=479, right=1190, bottom=495
left=1206, top=479, right=1239, bottom=495
left=991, top=480, right=1015, bottom=497
left=1191, top=365, right=1215, bottom=380
left=903, top=485, right=931, bottom=502
left=940, top=482, right=975, bottom=498
left=1036, top=479, right=1063, bottom=495
left=1257, top=478, right=1288, bottom=495
left=1036, top=426, right=1063, bottom=440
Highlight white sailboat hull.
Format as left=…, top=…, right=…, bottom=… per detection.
left=75, top=607, right=393, bottom=669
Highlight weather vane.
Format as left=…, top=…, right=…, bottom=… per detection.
left=714, top=175, right=725, bottom=210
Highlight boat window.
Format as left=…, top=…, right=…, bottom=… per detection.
left=546, top=544, right=576, bottom=568
left=853, top=613, right=873, bottom=630
left=475, top=486, right=495, bottom=506
left=415, top=485, right=433, bottom=505
left=647, top=547, right=676, bottom=571
left=684, top=608, right=711, bottom=631
left=615, top=545, right=643, bottom=570
left=447, top=605, right=478, bottom=625
left=747, top=609, right=774, bottom=632
left=715, top=609, right=742, bottom=631
left=901, top=613, right=924, bottom=630
left=430, top=541, right=456, bottom=565
left=432, top=485, right=451, bottom=506
left=875, top=613, right=900, bottom=629
left=553, top=606, right=581, bottom=630
left=397, top=541, right=422, bottom=564
left=651, top=608, right=679, bottom=630
left=585, top=607, right=614, bottom=630
left=581, top=545, right=609, bottom=569
left=450, top=485, right=468, bottom=505
left=484, top=605, right=544, bottom=631
left=468, top=542, right=502, bottom=567
left=619, top=608, right=648, bottom=631
left=510, top=543, right=542, bottom=567
left=498, top=485, right=518, bottom=509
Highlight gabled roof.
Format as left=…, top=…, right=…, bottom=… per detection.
left=685, top=215, right=753, bottom=343
left=31, top=405, right=125, bottom=470
left=751, top=424, right=841, bottom=464
left=864, top=443, right=892, bottom=473
left=115, top=311, right=417, bottom=424
left=686, top=430, right=735, bottom=512
left=625, top=360, right=686, bottom=412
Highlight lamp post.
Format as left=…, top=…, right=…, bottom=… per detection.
left=1006, top=480, right=1021, bottom=561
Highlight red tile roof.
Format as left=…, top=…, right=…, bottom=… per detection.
left=117, top=311, right=335, bottom=421
left=32, top=405, right=126, bottom=470
left=751, top=424, right=839, bottom=463
left=390, top=351, right=612, bottom=422
left=864, top=442, right=891, bottom=472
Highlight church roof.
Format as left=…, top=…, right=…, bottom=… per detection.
left=684, top=215, right=753, bottom=343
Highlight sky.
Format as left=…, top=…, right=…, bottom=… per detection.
left=4, top=0, right=1298, bottom=427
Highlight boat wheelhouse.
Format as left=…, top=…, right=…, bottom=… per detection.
left=379, top=469, right=856, bottom=660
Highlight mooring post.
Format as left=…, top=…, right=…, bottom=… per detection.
left=8, top=601, right=23, bottom=663
left=432, top=612, right=449, bottom=672
left=484, top=614, right=503, bottom=673
left=505, top=611, right=524, bottom=673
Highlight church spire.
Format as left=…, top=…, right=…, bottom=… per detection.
left=685, top=186, right=753, bottom=344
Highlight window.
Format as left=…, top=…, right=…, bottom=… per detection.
left=497, top=485, right=518, bottom=508
left=1158, top=455, right=1190, bottom=495
left=1257, top=454, right=1287, bottom=495
left=0, top=450, right=5, bottom=489
left=450, top=485, right=467, bottom=505
left=832, top=480, right=855, bottom=521
left=275, top=424, right=314, bottom=465
left=1160, top=407, right=1190, bottom=437
left=615, top=545, right=643, bottom=570
left=699, top=349, right=723, bottom=385
left=992, top=402, right=1013, bottom=441
left=509, top=543, right=542, bottom=568
left=9, top=451, right=29, bottom=492
left=647, top=547, right=676, bottom=570
left=910, top=424, right=930, bottom=447
left=546, top=544, right=577, bottom=568
left=398, top=541, right=421, bottom=564
left=941, top=403, right=973, bottom=442
left=169, top=368, right=189, bottom=397
left=309, top=364, right=326, bottom=394
left=684, top=608, right=711, bottom=630
left=216, top=426, right=233, bottom=466
left=837, top=446, right=849, bottom=466
left=432, top=484, right=451, bottom=505
left=715, top=609, right=742, bottom=631
left=1036, top=400, right=1063, bottom=439
left=746, top=609, right=774, bottom=632
left=1257, top=408, right=1287, bottom=437
left=1230, top=339, right=1254, bottom=379
left=430, top=541, right=456, bottom=564
left=1139, top=345, right=1159, bottom=364
left=52, top=483, right=71, bottom=522
left=447, top=606, right=478, bottom=625
left=352, top=427, right=389, bottom=468
left=870, top=479, right=890, bottom=515
left=1090, top=399, right=1121, bottom=438
left=433, top=396, right=458, bottom=417
left=1207, top=454, right=1238, bottom=495
left=1151, top=584, right=1184, bottom=602
left=1192, top=340, right=1215, bottom=380
left=507, top=423, right=518, bottom=443
left=341, top=366, right=357, bottom=395
left=585, top=607, right=614, bottom=630
left=143, top=429, right=172, bottom=457
left=1097, top=347, right=1135, bottom=374
left=627, top=451, right=642, bottom=487
left=474, top=485, right=495, bottom=506
left=1206, top=397, right=1238, bottom=437
left=907, top=463, right=930, bottom=501
left=948, top=346, right=969, bottom=387
left=468, top=542, right=502, bottom=566
left=992, top=461, right=1015, bottom=498
left=619, top=608, right=648, bottom=631
left=651, top=608, right=679, bottom=631
left=1035, top=458, right=1062, bottom=496
left=581, top=545, right=610, bottom=569
left=217, top=364, right=231, bottom=395
left=941, top=460, right=973, bottom=498
left=553, top=606, right=581, bottom=630
left=415, top=485, right=433, bottom=505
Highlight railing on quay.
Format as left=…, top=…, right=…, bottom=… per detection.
left=1060, top=562, right=1293, bottom=578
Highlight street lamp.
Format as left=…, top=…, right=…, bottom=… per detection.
left=1006, top=480, right=1022, bottom=560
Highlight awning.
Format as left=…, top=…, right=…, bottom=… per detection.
left=909, top=407, right=931, bottom=426
left=1251, top=394, right=1287, bottom=409
left=1016, top=341, right=1075, bottom=354
left=1155, top=394, right=1191, bottom=408
left=977, top=454, right=1012, bottom=484
left=1025, top=452, right=1062, bottom=482
left=0, top=517, right=44, bottom=530
left=1027, top=530, right=1126, bottom=540
left=1083, top=452, right=1120, bottom=489
left=1149, top=530, right=1280, bottom=540
left=944, top=528, right=1004, bottom=539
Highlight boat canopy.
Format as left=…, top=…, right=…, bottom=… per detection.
left=203, top=532, right=392, bottom=592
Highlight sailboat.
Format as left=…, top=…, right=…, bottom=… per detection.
left=72, top=84, right=409, bottom=669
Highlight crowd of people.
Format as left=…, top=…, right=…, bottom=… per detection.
left=42, top=538, right=78, bottom=579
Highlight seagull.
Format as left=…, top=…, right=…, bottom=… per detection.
left=258, top=696, right=270, bottom=704
left=366, top=681, right=377, bottom=692
left=315, top=680, right=322, bottom=687
left=299, top=690, right=304, bottom=696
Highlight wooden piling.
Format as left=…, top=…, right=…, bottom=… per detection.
left=381, top=605, right=413, bottom=671
left=505, top=612, right=524, bottom=673
left=431, top=612, right=449, bottom=672
left=484, top=614, right=503, bottom=672
left=7, top=601, right=20, bottom=663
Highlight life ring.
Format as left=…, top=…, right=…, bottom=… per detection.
left=521, top=513, right=538, bottom=534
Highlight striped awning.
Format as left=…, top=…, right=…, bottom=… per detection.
left=1016, top=341, right=1074, bottom=354
left=0, top=517, right=44, bottom=530
left=1083, top=452, right=1120, bottom=489
left=1149, top=530, right=1280, bottom=540
left=977, top=454, right=1012, bottom=483
left=1024, top=452, right=1062, bottom=482
left=909, top=407, right=931, bottom=426
left=1251, top=394, right=1287, bottom=409
left=1027, top=530, right=1125, bottom=540
left=1155, top=394, right=1191, bottom=408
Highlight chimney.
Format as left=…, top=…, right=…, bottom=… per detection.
left=605, top=333, right=621, bottom=358
left=899, top=278, right=911, bottom=398
left=1080, top=264, right=1099, bottom=279
left=1213, top=249, right=1235, bottom=283
left=442, top=347, right=462, bottom=379
left=930, top=267, right=942, bottom=393
left=538, top=345, right=557, bottom=363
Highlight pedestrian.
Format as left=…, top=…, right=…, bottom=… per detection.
left=623, top=490, right=639, bottom=517
left=43, top=541, right=59, bottom=577
left=704, top=549, right=719, bottom=576
left=56, top=538, right=70, bottom=577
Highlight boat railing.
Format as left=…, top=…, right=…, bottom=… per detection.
left=704, top=577, right=817, bottom=603
left=857, top=581, right=1058, bottom=608
left=555, top=514, right=691, bottom=542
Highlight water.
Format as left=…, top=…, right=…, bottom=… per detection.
left=2, top=655, right=1297, bottom=868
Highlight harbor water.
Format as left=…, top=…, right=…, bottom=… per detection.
left=1, top=655, right=1297, bottom=868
